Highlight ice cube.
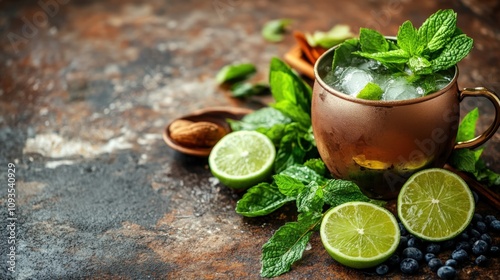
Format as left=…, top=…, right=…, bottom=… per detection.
left=382, top=77, right=421, bottom=101
left=341, top=67, right=373, bottom=96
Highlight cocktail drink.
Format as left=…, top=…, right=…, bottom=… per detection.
left=312, top=10, right=500, bottom=199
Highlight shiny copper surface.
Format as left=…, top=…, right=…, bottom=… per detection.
left=312, top=46, right=500, bottom=199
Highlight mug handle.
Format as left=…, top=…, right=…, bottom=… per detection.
left=454, top=87, right=500, bottom=150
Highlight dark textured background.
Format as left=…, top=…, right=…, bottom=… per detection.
left=1, top=0, right=499, bottom=279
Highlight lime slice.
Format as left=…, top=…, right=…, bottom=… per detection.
left=208, top=130, right=275, bottom=190
left=320, top=202, right=400, bottom=269
left=397, top=168, right=475, bottom=242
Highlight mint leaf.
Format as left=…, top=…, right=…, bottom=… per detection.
left=397, top=21, right=424, bottom=56
left=305, top=24, right=354, bottom=49
left=408, top=56, right=432, bottom=75
left=260, top=212, right=321, bottom=277
left=262, top=19, right=292, bottom=42
left=272, top=100, right=311, bottom=127
left=231, top=82, right=269, bottom=98
left=269, top=58, right=312, bottom=117
left=431, top=34, right=473, bottom=71
left=353, top=49, right=410, bottom=66
left=449, top=149, right=477, bottom=173
left=228, top=107, right=292, bottom=132
left=280, top=165, right=327, bottom=185
left=475, top=159, right=500, bottom=186
left=456, top=107, right=479, bottom=142
left=274, top=127, right=307, bottom=173
left=359, top=28, right=389, bottom=53
left=216, top=63, right=256, bottom=84
left=418, top=9, right=457, bottom=52
left=274, top=174, right=305, bottom=197
left=323, top=179, right=384, bottom=207
left=303, top=158, right=327, bottom=177
left=332, top=38, right=360, bottom=69
left=356, top=82, right=383, bottom=100
left=296, top=181, right=324, bottom=213
left=235, top=183, right=295, bottom=217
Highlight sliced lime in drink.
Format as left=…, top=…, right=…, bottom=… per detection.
left=208, top=131, right=275, bottom=190
left=320, top=201, right=400, bottom=269
left=397, top=168, right=475, bottom=241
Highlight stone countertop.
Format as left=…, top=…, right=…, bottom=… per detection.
left=1, top=0, right=499, bottom=279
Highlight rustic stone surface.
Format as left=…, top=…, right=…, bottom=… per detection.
left=0, top=0, right=499, bottom=279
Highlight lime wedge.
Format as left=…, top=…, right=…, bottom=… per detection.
left=208, top=131, right=275, bottom=190
left=320, top=202, right=400, bottom=269
left=397, top=168, right=475, bottom=242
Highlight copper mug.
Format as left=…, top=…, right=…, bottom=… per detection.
left=312, top=45, right=500, bottom=200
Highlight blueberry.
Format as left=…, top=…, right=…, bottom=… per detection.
left=441, top=240, right=455, bottom=250
left=375, top=264, right=389, bottom=275
left=490, top=220, right=500, bottom=232
left=451, top=249, right=469, bottom=264
left=472, top=213, right=483, bottom=223
left=402, top=247, right=423, bottom=262
left=475, top=255, right=488, bottom=266
left=472, top=240, right=489, bottom=256
left=458, top=232, right=469, bottom=241
left=469, top=237, right=478, bottom=246
left=386, top=254, right=400, bottom=268
left=437, top=265, right=457, bottom=279
left=407, top=237, right=422, bottom=249
left=480, top=233, right=492, bottom=245
left=425, top=253, right=436, bottom=263
left=469, top=228, right=481, bottom=239
left=426, top=243, right=441, bottom=254
left=399, top=235, right=408, bottom=249
left=488, top=246, right=499, bottom=258
left=475, top=221, right=488, bottom=233
left=444, top=259, right=458, bottom=268
left=398, top=222, right=408, bottom=236
left=484, top=215, right=497, bottom=225
left=455, top=241, right=471, bottom=252
left=428, top=257, right=443, bottom=272
left=400, top=258, right=419, bottom=275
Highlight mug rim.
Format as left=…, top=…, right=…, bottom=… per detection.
left=313, top=38, right=459, bottom=107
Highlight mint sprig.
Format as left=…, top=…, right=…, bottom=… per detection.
left=352, top=9, right=473, bottom=76
left=230, top=58, right=382, bottom=277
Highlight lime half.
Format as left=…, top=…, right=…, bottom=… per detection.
left=320, top=202, right=400, bottom=269
left=397, top=168, right=475, bottom=242
left=208, top=130, right=275, bottom=190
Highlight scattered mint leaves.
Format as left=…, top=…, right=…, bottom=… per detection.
left=215, top=63, right=256, bottom=84
left=262, top=19, right=292, bottom=42
left=305, top=24, right=353, bottom=49
left=231, top=82, right=269, bottom=98
left=357, top=82, right=384, bottom=100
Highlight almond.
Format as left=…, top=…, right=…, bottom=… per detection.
left=169, top=120, right=226, bottom=147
